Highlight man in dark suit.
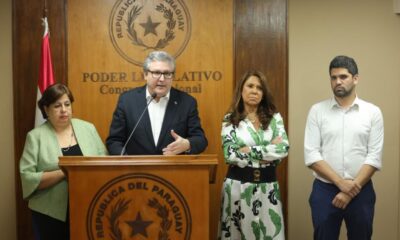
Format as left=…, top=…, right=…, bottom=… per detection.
left=106, top=51, right=208, bottom=155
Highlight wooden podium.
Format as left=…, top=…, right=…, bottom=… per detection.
left=59, top=155, right=217, bottom=240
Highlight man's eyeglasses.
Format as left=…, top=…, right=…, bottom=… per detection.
left=148, top=70, right=175, bottom=79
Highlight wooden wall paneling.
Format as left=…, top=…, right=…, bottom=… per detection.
left=13, top=0, right=67, bottom=239
left=234, top=0, right=289, bottom=230
left=13, top=0, right=287, bottom=238
left=67, top=0, right=233, bottom=239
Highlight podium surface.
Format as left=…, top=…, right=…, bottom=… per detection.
left=60, top=155, right=217, bottom=240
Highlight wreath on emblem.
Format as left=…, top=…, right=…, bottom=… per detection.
left=107, top=197, right=172, bottom=240
left=127, top=4, right=176, bottom=50
left=148, top=197, right=172, bottom=240
left=108, top=198, right=131, bottom=240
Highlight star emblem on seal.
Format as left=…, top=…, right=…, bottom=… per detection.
left=110, top=0, right=192, bottom=66
left=140, top=16, right=160, bottom=36
left=125, top=212, right=153, bottom=237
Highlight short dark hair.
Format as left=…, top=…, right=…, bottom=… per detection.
left=329, top=55, right=358, bottom=76
left=38, top=83, right=74, bottom=119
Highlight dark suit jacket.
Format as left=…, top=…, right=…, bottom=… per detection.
left=106, top=85, right=208, bottom=155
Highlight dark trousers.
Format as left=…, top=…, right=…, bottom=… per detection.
left=309, top=179, right=375, bottom=240
left=31, top=210, right=69, bottom=240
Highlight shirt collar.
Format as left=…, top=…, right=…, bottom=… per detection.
left=330, top=96, right=360, bottom=110
left=146, top=88, right=170, bottom=101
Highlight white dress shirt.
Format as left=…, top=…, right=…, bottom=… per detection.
left=146, top=89, right=170, bottom=146
left=304, top=97, right=384, bottom=183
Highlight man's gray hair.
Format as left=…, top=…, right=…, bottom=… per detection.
left=143, top=51, right=176, bottom=72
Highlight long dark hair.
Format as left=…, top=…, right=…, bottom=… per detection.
left=226, top=70, right=276, bottom=130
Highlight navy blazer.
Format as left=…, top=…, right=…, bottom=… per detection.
left=106, top=85, right=208, bottom=155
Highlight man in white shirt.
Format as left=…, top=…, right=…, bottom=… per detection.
left=304, top=55, right=384, bottom=240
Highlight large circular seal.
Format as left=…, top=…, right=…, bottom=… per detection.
left=109, top=0, right=191, bottom=66
left=87, top=173, right=191, bottom=240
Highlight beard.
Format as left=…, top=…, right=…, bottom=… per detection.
left=333, top=85, right=354, bottom=98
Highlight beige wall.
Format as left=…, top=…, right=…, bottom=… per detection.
left=0, top=0, right=16, bottom=238
left=288, top=0, right=400, bottom=239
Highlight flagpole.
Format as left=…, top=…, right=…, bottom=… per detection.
left=35, top=0, right=55, bottom=127
left=43, top=0, right=47, bottom=18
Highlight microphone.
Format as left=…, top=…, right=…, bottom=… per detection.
left=120, top=92, right=157, bottom=155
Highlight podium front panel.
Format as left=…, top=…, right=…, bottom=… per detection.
left=63, top=160, right=214, bottom=240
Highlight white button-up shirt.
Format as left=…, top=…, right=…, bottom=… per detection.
left=146, top=89, right=170, bottom=146
left=304, top=97, right=384, bottom=183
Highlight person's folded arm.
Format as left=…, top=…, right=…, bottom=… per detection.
left=221, top=122, right=250, bottom=168
left=249, top=113, right=289, bottom=163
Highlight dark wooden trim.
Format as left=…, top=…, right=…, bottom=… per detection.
left=234, top=0, right=289, bottom=232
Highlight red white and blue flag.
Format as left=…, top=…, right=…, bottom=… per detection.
left=35, top=17, right=55, bottom=127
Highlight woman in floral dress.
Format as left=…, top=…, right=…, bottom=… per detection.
left=219, top=70, right=289, bottom=240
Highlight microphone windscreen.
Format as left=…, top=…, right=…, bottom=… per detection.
left=151, top=92, right=157, bottom=98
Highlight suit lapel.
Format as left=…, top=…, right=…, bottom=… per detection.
left=157, top=88, right=179, bottom=147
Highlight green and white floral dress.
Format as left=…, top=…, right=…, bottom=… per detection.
left=219, top=112, right=289, bottom=240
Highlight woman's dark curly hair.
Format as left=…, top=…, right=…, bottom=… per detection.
left=226, top=70, right=276, bottom=130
